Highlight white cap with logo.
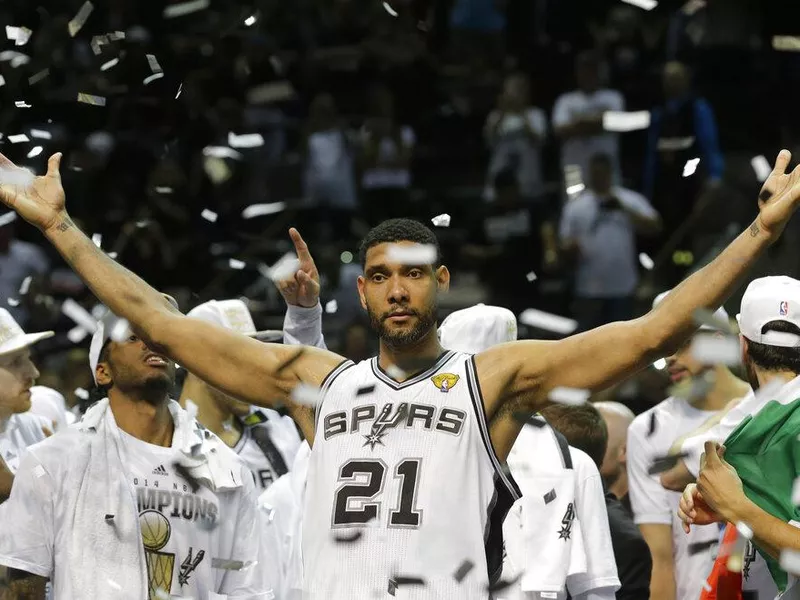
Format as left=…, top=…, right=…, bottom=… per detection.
left=652, top=290, right=730, bottom=331
left=0, top=308, right=54, bottom=356
left=439, top=304, right=518, bottom=354
left=737, top=276, right=800, bottom=348
left=187, top=299, right=282, bottom=342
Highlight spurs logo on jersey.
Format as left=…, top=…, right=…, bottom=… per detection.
left=743, top=540, right=756, bottom=580
left=558, top=502, right=575, bottom=541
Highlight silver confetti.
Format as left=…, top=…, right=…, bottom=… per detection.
left=68, top=1, right=95, bottom=37
left=15, top=101, right=32, bottom=108
left=228, top=132, right=265, bottom=148
left=431, top=213, right=451, bottom=227
left=61, top=298, right=99, bottom=334
left=751, top=155, right=771, bottom=183
left=154, top=588, right=170, bottom=600
left=7, top=298, right=20, bottom=307
left=91, top=233, right=102, bottom=248
left=200, top=208, right=218, bottom=222
left=265, top=253, right=300, bottom=282
left=383, top=1, right=399, bottom=17
left=290, top=383, right=322, bottom=407
left=74, top=387, right=90, bottom=400
left=241, top=202, right=286, bottom=219
left=325, top=299, right=338, bottom=314
left=30, top=129, right=52, bottom=139
left=33, top=464, right=45, bottom=478
left=143, top=73, right=165, bottom=85
left=620, top=0, right=658, bottom=9
left=773, top=36, right=800, bottom=52
left=146, top=54, right=163, bottom=74
left=202, top=146, right=243, bottom=160
left=386, top=365, right=406, bottom=380
left=228, top=258, right=246, bottom=270
left=28, top=69, right=49, bottom=85
left=690, top=334, right=740, bottom=366
left=155, top=186, right=173, bottom=194
left=175, top=83, right=183, bottom=99
left=67, top=326, right=89, bottom=344
left=780, top=549, right=800, bottom=576
left=27, top=146, right=43, bottom=158
left=519, top=308, right=577, bottom=335
left=185, top=399, right=199, bottom=420
left=525, top=271, right=537, bottom=282
left=0, top=212, right=18, bottom=227
left=108, top=318, right=131, bottom=343
left=602, top=110, right=651, bottom=132
left=638, top=252, right=654, bottom=270
left=77, top=93, right=106, bottom=106
left=163, top=0, right=211, bottom=18
left=386, top=243, right=437, bottom=265
left=549, top=387, right=590, bottom=406
left=244, top=15, right=257, bottom=26
left=793, top=476, right=800, bottom=505
left=0, top=166, right=33, bottom=188
left=100, top=57, right=120, bottom=71
left=246, top=81, right=296, bottom=104
left=683, top=157, right=700, bottom=177
left=8, top=133, right=29, bottom=143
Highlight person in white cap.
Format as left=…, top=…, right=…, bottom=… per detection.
left=0, top=306, right=273, bottom=600
left=3, top=148, right=800, bottom=599
left=181, top=298, right=301, bottom=491
left=626, top=292, right=751, bottom=600
left=676, top=275, right=800, bottom=597
left=0, top=307, right=54, bottom=502
left=28, top=385, right=74, bottom=433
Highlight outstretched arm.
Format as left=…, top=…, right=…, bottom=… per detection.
left=478, top=150, right=800, bottom=423
left=0, top=153, right=345, bottom=443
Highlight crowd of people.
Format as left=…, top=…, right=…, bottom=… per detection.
left=3, top=0, right=800, bottom=599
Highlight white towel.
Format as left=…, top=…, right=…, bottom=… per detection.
left=504, top=420, right=586, bottom=595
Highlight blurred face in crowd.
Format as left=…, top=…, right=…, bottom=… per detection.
left=589, top=158, right=613, bottom=194
left=96, top=333, right=176, bottom=404
left=666, top=334, right=708, bottom=384
left=310, top=93, right=338, bottom=127
left=576, top=57, right=600, bottom=92
left=502, top=74, right=530, bottom=111
left=596, top=405, right=631, bottom=490
left=358, top=243, right=449, bottom=348
left=0, top=348, right=39, bottom=418
left=663, top=61, right=690, bottom=100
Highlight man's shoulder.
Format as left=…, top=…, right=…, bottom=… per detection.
left=568, top=445, right=601, bottom=480
left=630, top=397, right=678, bottom=434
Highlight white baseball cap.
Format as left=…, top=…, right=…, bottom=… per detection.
left=439, top=304, right=518, bottom=354
left=652, top=290, right=730, bottom=331
left=737, top=276, right=800, bottom=347
left=187, top=299, right=282, bottom=343
left=0, top=308, right=54, bottom=357
left=89, top=294, right=180, bottom=384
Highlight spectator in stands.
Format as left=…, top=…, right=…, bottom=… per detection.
left=542, top=402, right=653, bottom=600
left=303, top=93, right=357, bottom=240
left=559, top=153, right=661, bottom=332
left=553, top=51, right=625, bottom=186
left=464, top=168, right=556, bottom=315
left=484, top=72, right=547, bottom=202
left=643, top=61, right=723, bottom=278
left=595, top=401, right=636, bottom=513
left=359, top=85, right=416, bottom=225
left=0, top=214, right=50, bottom=328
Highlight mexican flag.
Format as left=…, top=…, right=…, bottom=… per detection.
left=722, top=376, right=800, bottom=591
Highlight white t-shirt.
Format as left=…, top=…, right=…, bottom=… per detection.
left=552, top=89, right=624, bottom=182
left=120, top=429, right=269, bottom=599
left=28, top=386, right=70, bottom=433
left=0, top=411, right=49, bottom=473
left=233, top=410, right=302, bottom=491
left=628, top=396, right=722, bottom=600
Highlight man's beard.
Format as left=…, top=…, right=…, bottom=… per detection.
left=115, top=369, right=176, bottom=405
left=367, top=304, right=437, bottom=348
left=744, top=356, right=760, bottom=391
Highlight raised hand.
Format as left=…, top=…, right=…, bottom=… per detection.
left=0, top=152, right=66, bottom=232
left=754, top=149, right=800, bottom=239
left=275, top=228, right=321, bottom=308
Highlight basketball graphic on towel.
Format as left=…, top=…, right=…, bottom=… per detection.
left=140, top=510, right=171, bottom=551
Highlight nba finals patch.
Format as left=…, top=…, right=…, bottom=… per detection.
left=431, top=373, right=459, bottom=393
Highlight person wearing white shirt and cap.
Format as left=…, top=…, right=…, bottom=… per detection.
left=0, top=307, right=54, bottom=502
left=627, top=292, right=750, bottom=600
left=28, top=385, right=74, bottom=433
left=181, top=298, right=302, bottom=492
left=0, top=301, right=272, bottom=600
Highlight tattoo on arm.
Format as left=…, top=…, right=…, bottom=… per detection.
left=749, top=222, right=760, bottom=238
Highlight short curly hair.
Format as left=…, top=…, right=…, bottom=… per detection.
left=358, top=218, right=441, bottom=267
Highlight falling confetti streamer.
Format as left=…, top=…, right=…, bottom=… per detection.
left=74, top=387, right=90, bottom=400
left=751, top=155, right=771, bottom=182
left=519, top=308, right=577, bottom=335
left=14, top=101, right=32, bottom=108
left=690, top=334, right=741, bottom=366
left=163, top=0, right=211, bottom=18
left=30, top=129, right=51, bottom=139
left=0, top=75, right=5, bottom=87
left=108, top=318, right=131, bottom=343
left=91, top=233, right=102, bottom=248
left=27, top=146, right=43, bottom=158
left=143, top=73, right=165, bottom=85
left=383, top=1, right=399, bottom=16
left=726, top=522, right=753, bottom=572
left=100, top=57, right=119, bottom=71
left=77, top=93, right=106, bottom=106
left=487, top=574, right=522, bottom=593
left=549, top=387, right=590, bottom=406
left=246, top=81, right=297, bottom=104
left=525, top=271, right=537, bottom=282
left=386, top=365, right=406, bottom=380
left=228, top=258, right=246, bottom=270
left=200, top=208, right=218, bottom=222
left=28, top=69, right=49, bottom=85
left=0, top=212, right=18, bottom=227
left=290, top=383, right=322, bottom=407
left=620, top=0, right=658, bottom=9
left=155, top=187, right=173, bottom=195
left=68, top=1, right=95, bottom=37
left=244, top=15, right=257, bottom=26
left=266, top=253, right=301, bottom=282
left=386, top=243, right=437, bottom=265
left=431, top=213, right=451, bottom=227
left=325, top=299, right=338, bottom=314
left=61, top=298, right=99, bottom=334
left=773, top=36, right=800, bottom=52
left=638, top=252, right=654, bottom=270
left=241, top=202, right=286, bottom=219
left=228, top=132, right=265, bottom=148
left=7, top=298, right=20, bottom=307
left=602, top=110, right=651, bottom=132
left=647, top=412, right=657, bottom=437
left=67, top=326, right=89, bottom=344
left=682, top=157, right=700, bottom=177
left=154, top=588, right=170, bottom=600
left=688, top=539, right=718, bottom=555
left=146, top=54, right=163, bottom=74
left=8, top=134, right=29, bottom=143
left=175, top=83, right=183, bottom=99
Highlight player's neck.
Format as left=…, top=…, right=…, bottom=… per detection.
left=378, top=328, right=444, bottom=382
left=179, top=375, right=242, bottom=445
left=755, top=368, right=798, bottom=391
left=108, top=389, right=174, bottom=447
left=609, top=470, right=628, bottom=500
left=691, top=367, right=749, bottom=411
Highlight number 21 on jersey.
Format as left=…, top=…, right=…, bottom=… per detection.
left=332, top=459, right=423, bottom=528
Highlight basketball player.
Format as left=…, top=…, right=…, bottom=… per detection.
left=181, top=298, right=302, bottom=491
left=627, top=293, right=751, bottom=600
left=0, top=307, right=54, bottom=501
left=0, top=309, right=271, bottom=599
left=1, top=149, right=800, bottom=598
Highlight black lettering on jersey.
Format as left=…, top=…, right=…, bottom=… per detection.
left=324, top=411, right=348, bottom=440
left=435, top=408, right=467, bottom=435
left=254, top=469, right=275, bottom=489
left=170, top=491, right=182, bottom=517
left=137, top=487, right=158, bottom=512
left=405, top=404, right=435, bottom=430
left=157, top=490, right=172, bottom=513
left=351, top=405, right=376, bottom=433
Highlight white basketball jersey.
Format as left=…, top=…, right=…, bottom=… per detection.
left=304, top=351, right=521, bottom=599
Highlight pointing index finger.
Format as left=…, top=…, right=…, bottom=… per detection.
left=289, top=227, right=312, bottom=261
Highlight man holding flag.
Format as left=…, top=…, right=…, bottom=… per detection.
left=678, top=276, right=800, bottom=596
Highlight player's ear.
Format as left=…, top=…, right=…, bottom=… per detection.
left=435, top=265, right=450, bottom=292
left=95, top=360, right=112, bottom=387
left=357, top=275, right=368, bottom=310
